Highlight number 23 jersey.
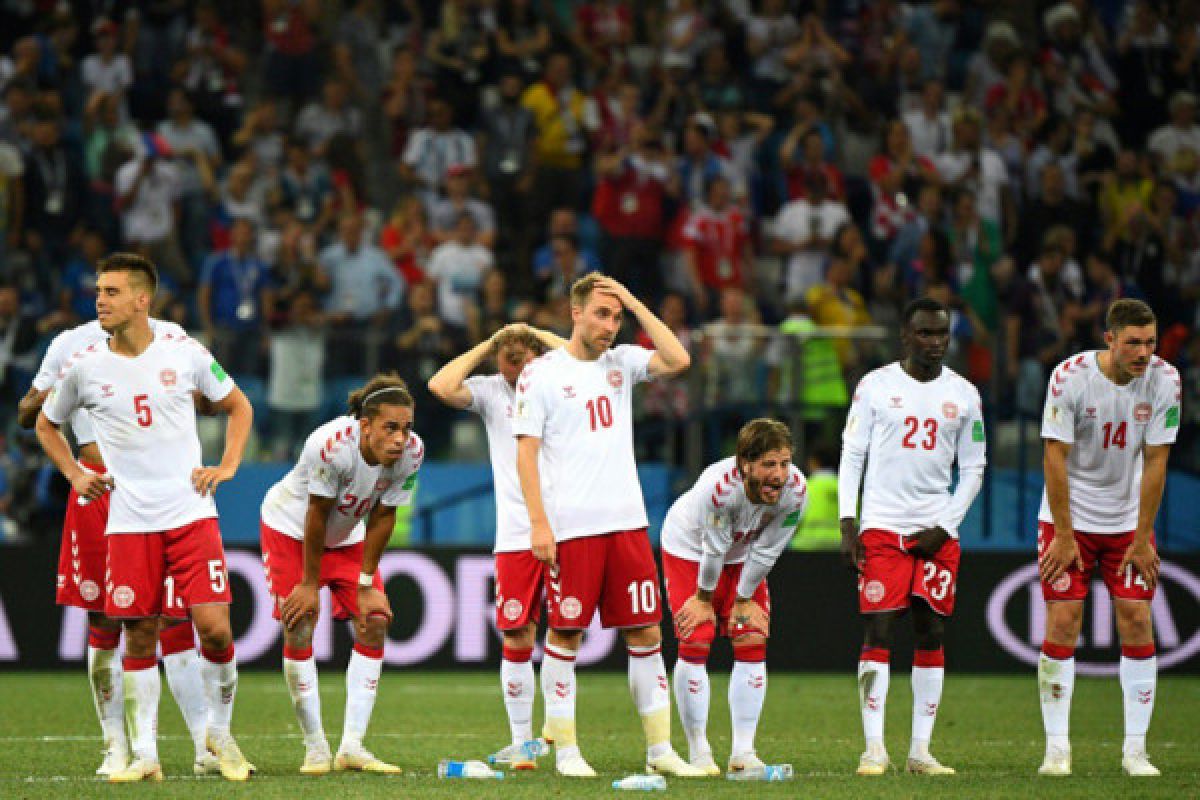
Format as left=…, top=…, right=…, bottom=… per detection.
left=841, top=363, right=986, bottom=537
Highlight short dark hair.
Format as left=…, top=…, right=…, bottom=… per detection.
left=97, top=252, right=158, bottom=294
left=1106, top=298, right=1156, bottom=334
left=736, top=418, right=793, bottom=465
left=347, top=372, right=414, bottom=419
left=902, top=297, right=948, bottom=325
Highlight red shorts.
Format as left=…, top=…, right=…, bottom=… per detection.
left=1038, top=522, right=1156, bottom=602
left=55, top=462, right=110, bottom=611
left=546, top=529, right=661, bottom=630
left=661, top=552, right=770, bottom=645
left=260, top=522, right=386, bottom=621
left=857, top=529, right=961, bottom=616
left=495, top=550, right=544, bottom=630
left=105, top=518, right=231, bottom=618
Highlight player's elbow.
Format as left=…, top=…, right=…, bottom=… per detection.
left=426, top=375, right=450, bottom=403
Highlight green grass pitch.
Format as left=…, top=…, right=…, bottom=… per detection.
left=0, top=671, right=1197, bottom=799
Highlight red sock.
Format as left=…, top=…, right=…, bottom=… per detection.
left=1041, top=642, right=1075, bottom=661
left=87, top=625, right=120, bottom=650
left=201, top=643, right=235, bottom=664
left=158, top=620, right=196, bottom=657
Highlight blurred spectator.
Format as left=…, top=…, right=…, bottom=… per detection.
left=635, top=291, right=691, bottom=460
left=401, top=97, right=477, bottom=210
left=790, top=441, right=841, bottom=550
left=714, top=109, right=774, bottom=214
left=477, top=269, right=527, bottom=341
left=212, top=159, right=269, bottom=234
left=279, top=137, right=334, bottom=234
left=805, top=223, right=872, bottom=370
left=266, top=289, right=325, bottom=461
left=392, top=279, right=462, bottom=455
left=115, top=136, right=189, bottom=286
left=744, top=0, right=801, bottom=105
left=536, top=232, right=598, bottom=303
left=1148, top=91, right=1200, bottom=166
left=1099, top=149, right=1154, bottom=247
left=176, top=2, right=247, bottom=149
left=937, top=107, right=1014, bottom=241
left=583, top=70, right=642, bottom=154
left=81, top=18, right=132, bottom=122
left=198, top=218, right=271, bottom=375
left=426, top=0, right=490, bottom=125
left=903, top=79, right=952, bottom=159
left=572, top=0, right=634, bottom=71
left=23, top=108, right=84, bottom=283
left=1080, top=250, right=1142, bottom=347
left=984, top=52, right=1046, bottom=144
left=0, top=281, right=38, bottom=422
left=1016, top=162, right=1095, bottom=266
left=773, top=170, right=850, bottom=302
left=677, top=112, right=745, bottom=207
left=904, top=0, right=963, bottom=84
left=382, top=46, right=431, bottom=160
left=59, top=226, right=107, bottom=324
left=661, top=0, right=709, bottom=73
left=1026, top=115, right=1078, bottom=201
left=261, top=0, right=322, bottom=106
left=781, top=124, right=845, bottom=203
left=480, top=70, right=535, bottom=276
left=334, top=0, right=386, bottom=107
left=431, top=164, right=496, bottom=247
left=425, top=212, right=494, bottom=332
left=522, top=52, right=587, bottom=220
left=593, top=123, right=675, bottom=304
left=947, top=189, right=1002, bottom=336
left=532, top=207, right=601, bottom=281
left=1114, top=0, right=1171, bottom=147
left=494, top=0, right=551, bottom=78
left=867, top=119, right=937, bottom=246
left=1017, top=240, right=1084, bottom=413
left=380, top=195, right=433, bottom=286
left=296, top=78, right=363, bottom=157
left=0, top=134, right=22, bottom=262
left=703, top=285, right=762, bottom=409
left=695, top=44, right=745, bottom=112
left=157, top=89, right=222, bottom=268
left=964, top=20, right=1019, bottom=109
left=233, top=99, right=286, bottom=174
left=679, top=174, right=752, bottom=312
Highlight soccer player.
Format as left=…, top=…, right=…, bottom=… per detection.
left=1035, top=299, right=1179, bottom=777
left=261, top=374, right=423, bottom=775
left=427, top=323, right=565, bottom=768
left=662, top=418, right=808, bottom=776
left=18, top=318, right=218, bottom=777
left=838, top=297, right=987, bottom=776
left=36, top=253, right=255, bottom=782
left=513, top=274, right=703, bottom=778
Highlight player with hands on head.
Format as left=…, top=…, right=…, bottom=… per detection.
left=1035, top=299, right=1180, bottom=778
left=428, top=322, right=565, bottom=769
left=661, top=418, right=808, bottom=777
left=260, top=373, right=422, bottom=775
left=838, top=297, right=987, bottom=777
left=513, top=274, right=701, bottom=778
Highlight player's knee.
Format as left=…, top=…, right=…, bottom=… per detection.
left=193, top=618, right=233, bottom=652
left=283, top=621, right=314, bottom=651
left=1045, top=602, right=1084, bottom=643
left=862, top=613, right=897, bottom=648
left=547, top=628, right=583, bottom=651
left=1114, top=601, right=1153, bottom=643
left=357, top=614, right=389, bottom=648
left=732, top=634, right=767, bottom=663
left=122, top=619, right=158, bottom=658
left=622, top=624, right=662, bottom=649
left=503, top=625, right=536, bottom=651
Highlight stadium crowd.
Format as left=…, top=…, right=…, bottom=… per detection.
left=0, top=0, right=1198, bottom=484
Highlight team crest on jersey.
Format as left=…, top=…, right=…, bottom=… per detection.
left=863, top=580, right=885, bottom=604
left=942, top=402, right=957, bottom=419
left=502, top=598, right=524, bottom=621
left=1134, top=402, right=1152, bottom=423
left=889, top=396, right=903, bottom=409
left=111, top=585, right=135, bottom=609
left=607, top=370, right=623, bottom=389
left=160, top=368, right=177, bottom=387
left=79, top=580, right=100, bottom=602
left=101, top=384, right=114, bottom=398
left=560, top=596, right=583, bottom=620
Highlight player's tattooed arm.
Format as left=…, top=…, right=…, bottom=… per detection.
left=16, top=386, right=48, bottom=429
left=731, top=597, right=769, bottom=636
left=358, top=503, right=396, bottom=622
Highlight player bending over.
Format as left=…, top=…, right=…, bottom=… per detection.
left=428, top=323, right=565, bottom=768
left=36, top=253, right=255, bottom=782
left=262, top=374, right=422, bottom=775
left=662, top=418, right=808, bottom=776
left=1036, top=299, right=1178, bottom=777
left=839, top=297, right=986, bottom=776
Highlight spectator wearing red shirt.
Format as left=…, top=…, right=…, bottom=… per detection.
left=262, top=0, right=321, bottom=105
left=781, top=126, right=845, bottom=201
left=984, top=54, right=1047, bottom=142
left=593, top=122, right=678, bottom=305
left=868, top=119, right=938, bottom=245
left=573, top=0, right=633, bottom=71
left=680, top=175, right=752, bottom=313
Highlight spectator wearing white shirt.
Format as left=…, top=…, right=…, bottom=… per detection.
left=1148, top=91, right=1200, bottom=167
left=80, top=18, right=132, bottom=120
left=156, top=89, right=222, bottom=269
left=935, top=108, right=1014, bottom=241
left=430, top=164, right=496, bottom=248
left=400, top=97, right=477, bottom=211
left=903, top=79, right=952, bottom=159
left=295, top=78, right=364, bottom=157
left=114, top=136, right=190, bottom=286
left=425, top=212, right=495, bottom=331
left=772, top=170, right=850, bottom=302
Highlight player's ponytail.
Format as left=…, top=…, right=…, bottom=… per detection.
left=347, top=372, right=413, bottom=419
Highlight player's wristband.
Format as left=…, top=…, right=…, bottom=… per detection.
left=358, top=572, right=375, bottom=588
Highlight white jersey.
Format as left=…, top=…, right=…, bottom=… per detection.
left=839, top=362, right=987, bottom=537
left=511, top=345, right=654, bottom=541
left=33, top=318, right=188, bottom=446
left=1039, top=352, right=1181, bottom=533
left=662, top=456, right=808, bottom=597
left=464, top=373, right=532, bottom=553
left=261, top=417, right=423, bottom=548
left=43, top=329, right=235, bottom=533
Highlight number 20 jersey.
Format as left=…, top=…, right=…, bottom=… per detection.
left=840, top=363, right=986, bottom=537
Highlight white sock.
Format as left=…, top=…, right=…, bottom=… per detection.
left=123, top=661, right=161, bottom=764
left=342, top=646, right=383, bottom=750
left=910, top=665, right=944, bottom=758
left=857, top=653, right=889, bottom=749
left=283, top=654, right=326, bottom=748
left=541, top=643, right=579, bottom=759
left=729, top=660, right=767, bottom=757
left=501, top=651, right=536, bottom=746
left=88, top=645, right=127, bottom=756
left=1120, top=652, right=1157, bottom=755
left=162, top=649, right=211, bottom=759
left=672, top=659, right=711, bottom=760
left=1038, top=652, right=1074, bottom=750
left=628, top=644, right=672, bottom=759
left=201, top=649, right=238, bottom=734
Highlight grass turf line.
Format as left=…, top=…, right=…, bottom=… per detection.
left=0, top=671, right=1196, bottom=799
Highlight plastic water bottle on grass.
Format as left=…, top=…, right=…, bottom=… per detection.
left=726, top=763, right=794, bottom=781
left=612, top=774, right=667, bottom=790
left=438, top=759, right=505, bottom=779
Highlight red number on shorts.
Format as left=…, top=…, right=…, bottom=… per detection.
left=1102, top=421, right=1128, bottom=450
left=133, top=394, right=152, bottom=427
left=627, top=580, right=658, bottom=614
left=901, top=417, right=938, bottom=450
left=207, top=560, right=227, bottom=594
left=922, top=562, right=953, bottom=600
left=336, top=493, right=373, bottom=518
left=586, top=396, right=614, bottom=431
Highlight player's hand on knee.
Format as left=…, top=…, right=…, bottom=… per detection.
left=357, top=586, right=392, bottom=622
left=281, top=582, right=319, bottom=629
left=732, top=598, right=769, bottom=637
left=1118, top=539, right=1160, bottom=591
left=191, top=464, right=236, bottom=496
left=675, top=595, right=715, bottom=639
left=531, top=522, right=556, bottom=566
left=70, top=466, right=114, bottom=501
left=1039, top=532, right=1082, bottom=585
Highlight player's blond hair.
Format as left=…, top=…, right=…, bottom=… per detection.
left=347, top=372, right=413, bottom=419
left=736, top=418, right=793, bottom=466
left=493, top=327, right=545, bottom=356
left=1106, top=298, right=1156, bottom=334
left=569, top=273, right=605, bottom=308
